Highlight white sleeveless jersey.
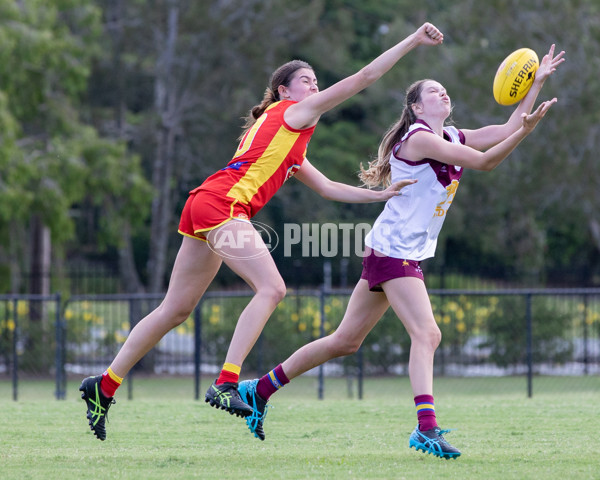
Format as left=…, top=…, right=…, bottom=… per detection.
left=365, top=120, right=465, bottom=260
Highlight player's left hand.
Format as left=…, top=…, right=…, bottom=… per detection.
left=535, top=44, right=565, bottom=83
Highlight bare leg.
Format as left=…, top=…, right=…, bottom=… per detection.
left=109, top=237, right=222, bottom=378
left=207, top=221, right=287, bottom=368
left=381, top=277, right=441, bottom=396
left=282, top=279, right=389, bottom=379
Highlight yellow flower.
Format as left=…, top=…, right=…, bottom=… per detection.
left=456, top=322, right=466, bottom=333
left=298, top=322, right=307, bottom=332
left=65, top=309, right=74, bottom=320
left=16, top=301, right=29, bottom=316
left=114, top=332, right=127, bottom=343
left=291, top=313, right=299, bottom=322
left=446, top=301, right=459, bottom=312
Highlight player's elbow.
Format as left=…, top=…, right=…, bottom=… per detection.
left=316, top=181, right=337, bottom=201
left=479, top=162, right=497, bottom=172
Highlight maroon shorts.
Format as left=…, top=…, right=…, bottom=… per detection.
left=360, top=247, right=424, bottom=292
left=178, top=188, right=251, bottom=241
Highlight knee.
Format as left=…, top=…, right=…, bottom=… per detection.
left=258, top=279, right=287, bottom=305
left=158, top=301, right=194, bottom=328
left=413, top=322, right=442, bottom=352
left=328, top=333, right=361, bottom=357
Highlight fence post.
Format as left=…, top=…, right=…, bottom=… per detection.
left=127, top=298, right=135, bottom=400
left=194, top=303, right=202, bottom=400
left=318, top=262, right=333, bottom=399
left=357, top=346, right=363, bottom=400
left=54, top=293, right=66, bottom=399
left=318, top=285, right=326, bottom=400
left=526, top=293, right=533, bottom=398
left=12, top=298, right=18, bottom=402
left=582, top=295, right=589, bottom=376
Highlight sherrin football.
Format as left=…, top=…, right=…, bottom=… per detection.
left=493, top=48, right=539, bottom=106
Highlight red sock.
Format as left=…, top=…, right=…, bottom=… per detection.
left=414, top=394, right=438, bottom=431
left=100, top=367, right=122, bottom=398
left=216, top=362, right=240, bottom=385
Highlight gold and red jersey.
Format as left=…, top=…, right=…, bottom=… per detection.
left=195, top=100, right=316, bottom=218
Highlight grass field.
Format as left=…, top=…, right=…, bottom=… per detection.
left=1, top=376, right=599, bottom=480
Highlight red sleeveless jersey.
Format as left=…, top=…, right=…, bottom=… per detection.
left=196, top=100, right=316, bottom=218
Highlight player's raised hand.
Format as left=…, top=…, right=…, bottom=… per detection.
left=535, top=44, right=566, bottom=83
left=522, top=98, right=557, bottom=132
left=414, top=22, right=444, bottom=46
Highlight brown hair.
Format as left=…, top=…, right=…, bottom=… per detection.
left=359, top=79, right=431, bottom=187
left=240, top=60, right=313, bottom=139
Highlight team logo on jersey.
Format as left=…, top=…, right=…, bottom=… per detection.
left=285, top=164, right=301, bottom=181
left=236, top=213, right=249, bottom=220
left=222, top=161, right=248, bottom=171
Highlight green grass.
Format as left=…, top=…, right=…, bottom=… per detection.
left=1, top=376, right=599, bottom=480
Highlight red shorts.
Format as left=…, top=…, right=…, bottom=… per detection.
left=178, top=188, right=252, bottom=241
left=360, top=247, right=424, bottom=292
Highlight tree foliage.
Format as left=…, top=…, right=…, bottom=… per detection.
left=0, top=0, right=599, bottom=293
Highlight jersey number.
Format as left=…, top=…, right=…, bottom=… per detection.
left=233, top=113, right=268, bottom=159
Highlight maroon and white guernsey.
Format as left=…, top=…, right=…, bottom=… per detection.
left=365, top=120, right=465, bottom=260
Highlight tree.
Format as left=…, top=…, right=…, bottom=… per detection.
left=0, top=0, right=151, bottom=293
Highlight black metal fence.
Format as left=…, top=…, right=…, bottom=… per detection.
left=1, top=288, right=599, bottom=400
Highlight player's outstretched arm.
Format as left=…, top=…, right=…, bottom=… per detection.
left=464, top=44, right=564, bottom=151
left=294, top=159, right=417, bottom=203
left=285, top=23, right=443, bottom=129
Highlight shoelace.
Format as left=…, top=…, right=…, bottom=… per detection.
left=104, top=398, right=116, bottom=424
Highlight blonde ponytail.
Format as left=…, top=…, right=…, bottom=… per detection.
left=359, top=79, right=430, bottom=188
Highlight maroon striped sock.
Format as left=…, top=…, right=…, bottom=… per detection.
left=414, top=394, right=438, bottom=431
left=256, top=364, right=289, bottom=401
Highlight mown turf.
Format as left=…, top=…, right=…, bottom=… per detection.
left=1, top=376, right=598, bottom=479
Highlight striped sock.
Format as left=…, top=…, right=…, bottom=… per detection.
left=100, top=367, right=123, bottom=398
left=256, top=364, right=289, bottom=401
left=414, top=394, right=438, bottom=431
left=216, top=362, right=241, bottom=385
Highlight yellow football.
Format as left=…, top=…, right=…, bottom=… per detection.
left=493, top=48, right=539, bottom=105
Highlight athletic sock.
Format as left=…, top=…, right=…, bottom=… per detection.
left=256, top=364, right=290, bottom=401
left=414, top=394, right=438, bottom=431
left=216, top=362, right=241, bottom=385
left=100, top=367, right=122, bottom=398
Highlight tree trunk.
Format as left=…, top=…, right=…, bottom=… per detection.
left=29, top=214, right=51, bottom=297
left=147, top=5, right=180, bottom=293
